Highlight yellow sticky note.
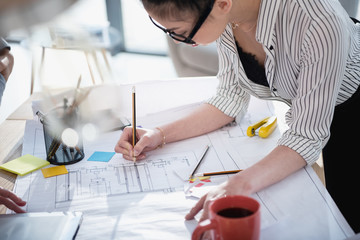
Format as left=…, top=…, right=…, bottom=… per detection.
left=41, top=165, right=68, bottom=178
left=0, top=154, right=49, bottom=176
left=189, top=176, right=211, bottom=182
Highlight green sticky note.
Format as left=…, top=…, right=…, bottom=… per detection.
left=0, top=154, right=50, bottom=176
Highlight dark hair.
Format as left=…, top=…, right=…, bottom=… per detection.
left=141, top=0, right=211, bottom=21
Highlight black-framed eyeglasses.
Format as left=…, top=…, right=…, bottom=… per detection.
left=149, top=0, right=215, bottom=45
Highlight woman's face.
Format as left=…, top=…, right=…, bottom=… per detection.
left=148, top=9, right=228, bottom=46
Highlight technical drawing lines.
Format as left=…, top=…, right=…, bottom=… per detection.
left=54, top=153, right=195, bottom=205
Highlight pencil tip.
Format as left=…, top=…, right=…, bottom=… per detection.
left=132, top=86, right=136, bottom=93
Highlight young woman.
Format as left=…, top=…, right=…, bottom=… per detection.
left=115, top=0, right=360, bottom=232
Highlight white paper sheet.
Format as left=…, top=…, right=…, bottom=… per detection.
left=12, top=96, right=354, bottom=239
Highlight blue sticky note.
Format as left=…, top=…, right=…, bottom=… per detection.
left=88, top=152, right=115, bottom=162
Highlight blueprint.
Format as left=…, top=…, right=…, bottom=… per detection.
left=18, top=120, right=199, bottom=211
left=11, top=97, right=354, bottom=240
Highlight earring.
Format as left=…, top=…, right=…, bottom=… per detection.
left=231, top=22, right=239, bottom=29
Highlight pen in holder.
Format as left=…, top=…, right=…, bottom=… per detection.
left=38, top=105, right=85, bottom=165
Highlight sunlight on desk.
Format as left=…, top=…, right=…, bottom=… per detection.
left=0, top=79, right=353, bottom=239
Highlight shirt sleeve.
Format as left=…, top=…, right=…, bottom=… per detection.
left=207, top=41, right=250, bottom=118
left=0, top=73, right=6, bottom=105
left=277, top=16, right=348, bottom=165
left=0, top=38, right=10, bottom=51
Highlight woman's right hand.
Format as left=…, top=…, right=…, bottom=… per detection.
left=114, top=127, right=164, bottom=161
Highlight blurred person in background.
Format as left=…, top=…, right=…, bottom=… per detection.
left=0, top=37, right=14, bottom=105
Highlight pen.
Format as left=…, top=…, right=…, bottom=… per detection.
left=70, top=147, right=75, bottom=160
left=75, top=146, right=84, bottom=156
left=47, top=138, right=61, bottom=160
left=189, top=145, right=210, bottom=180
left=132, top=86, right=137, bottom=162
left=67, top=87, right=92, bottom=115
left=194, top=170, right=242, bottom=177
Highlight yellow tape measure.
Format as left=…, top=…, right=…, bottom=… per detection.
left=247, top=116, right=277, bottom=138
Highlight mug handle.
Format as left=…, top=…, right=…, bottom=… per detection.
left=192, top=219, right=220, bottom=240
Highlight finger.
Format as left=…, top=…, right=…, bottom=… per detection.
left=115, top=130, right=134, bottom=154
left=0, top=53, right=12, bottom=70
left=0, top=60, right=5, bottom=72
left=199, top=193, right=222, bottom=222
left=122, top=153, right=135, bottom=161
left=6, top=52, right=14, bottom=64
left=122, top=152, right=146, bottom=161
left=119, top=127, right=134, bottom=142
left=133, top=135, right=152, bottom=157
left=6, top=53, right=14, bottom=73
left=135, top=153, right=146, bottom=161
left=198, top=206, right=210, bottom=222
left=0, top=197, right=26, bottom=213
left=0, top=188, right=26, bottom=206
left=185, top=194, right=207, bottom=220
left=114, top=143, right=131, bottom=155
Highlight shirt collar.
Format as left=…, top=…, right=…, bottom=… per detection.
left=217, top=0, right=281, bottom=53
left=217, top=24, right=238, bottom=55
left=255, top=0, right=281, bottom=47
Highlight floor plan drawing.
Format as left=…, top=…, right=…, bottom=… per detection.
left=9, top=94, right=353, bottom=239
left=54, top=154, right=195, bottom=206
left=17, top=125, right=198, bottom=211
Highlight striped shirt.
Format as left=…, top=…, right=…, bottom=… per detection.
left=207, top=0, right=360, bottom=165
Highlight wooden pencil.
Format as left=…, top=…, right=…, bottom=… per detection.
left=194, top=170, right=242, bottom=177
left=132, top=86, right=137, bottom=162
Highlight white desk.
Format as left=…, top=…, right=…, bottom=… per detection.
left=3, top=77, right=355, bottom=239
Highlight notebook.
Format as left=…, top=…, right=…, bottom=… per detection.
left=0, top=211, right=83, bottom=240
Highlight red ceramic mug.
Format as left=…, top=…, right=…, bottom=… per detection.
left=192, top=195, right=260, bottom=240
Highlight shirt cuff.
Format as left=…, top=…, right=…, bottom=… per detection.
left=207, top=93, right=250, bottom=118
left=277, top=129, right=322, bottom=166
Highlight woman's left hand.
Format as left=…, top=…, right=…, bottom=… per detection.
left=185, top=174, right=252, bottom=222
left=0, top=187, right=26, bottom=213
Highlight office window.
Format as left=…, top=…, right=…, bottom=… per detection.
left=60, top=0, right=108, bottom=26
left=106, top=0, right=168, bottom=55
left=121, top=0, right=168, bottom=55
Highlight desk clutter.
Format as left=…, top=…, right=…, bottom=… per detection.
left=39, top=108, right=85, bottom=165
left=0, top=155, right=68, bottom=178
left=0, top=151, right=115, bottom=178
left=29, top=77, right=129, bottom=166
left=0, top=86, right=121, bottom=178
left=0, top=83, right=126, bottom=178
left=1, top=80, right=354, bottom=239
left=36, top=80, right=86, bottom=165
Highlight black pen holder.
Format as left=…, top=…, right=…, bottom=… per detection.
left=42, top=108, right=84, bottom=165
